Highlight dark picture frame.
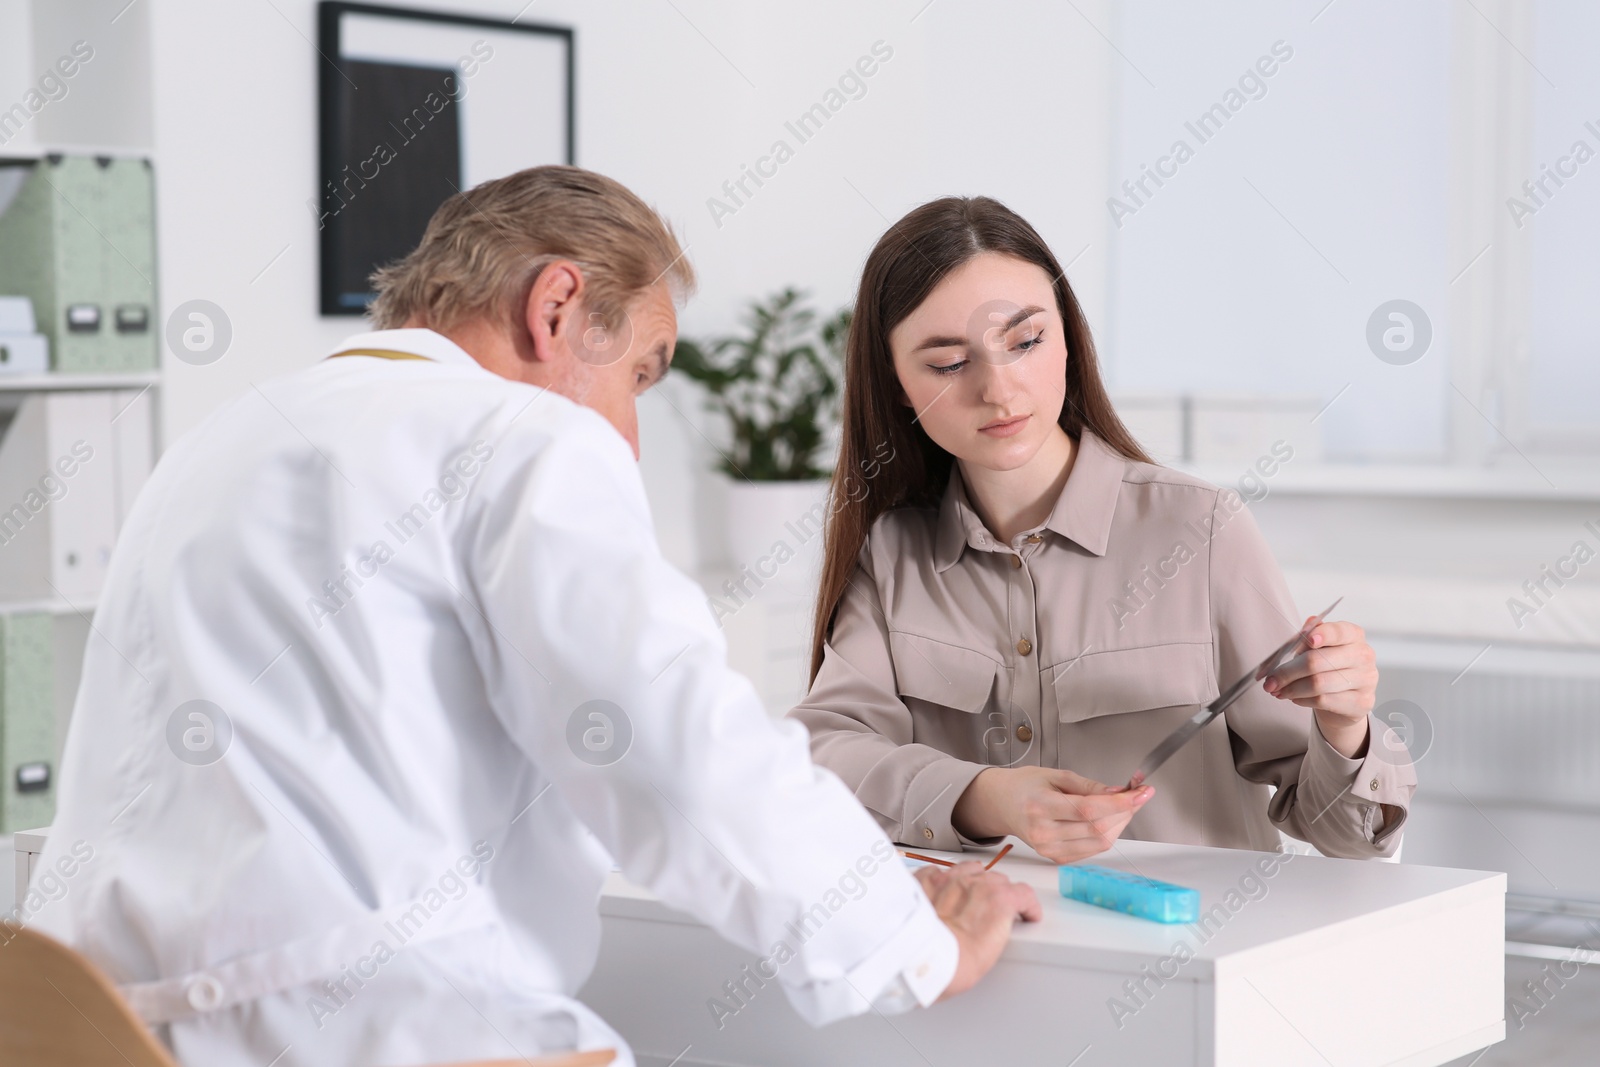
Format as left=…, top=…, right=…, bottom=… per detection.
left=316, top=2, right=574, bottom=315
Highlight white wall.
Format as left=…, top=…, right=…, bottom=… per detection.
left=128, top=0, right=1116, bottom=573
left=0, top=1, right=30, bottom=112
left=1106, top=0, right=1455, bottom=463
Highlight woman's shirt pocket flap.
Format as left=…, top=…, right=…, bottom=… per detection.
left=890, top=631, right=1001, bottom=713
left=1051, top=643, right=1217, bottom=722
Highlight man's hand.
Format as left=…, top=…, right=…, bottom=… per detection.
left=1263, top=617, right=1377, bottom=759
left=952, top=767, right=1154, bottom=864
left=913, top=862, right=1040, bottom=1000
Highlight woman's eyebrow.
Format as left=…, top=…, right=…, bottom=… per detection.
left=912, top=334, right=967, bottom=353
left=910, top=305, right=1047, bottom=353
left=996, top=304, right=1047, bottom=331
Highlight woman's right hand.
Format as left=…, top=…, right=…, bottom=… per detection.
left=951, top=767, right=1154, bottom=864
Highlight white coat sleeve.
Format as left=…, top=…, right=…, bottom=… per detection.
left=462, top=410, right=958, bottom=1025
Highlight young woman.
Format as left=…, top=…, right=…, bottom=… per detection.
left=790, top=197, right=1416, bottom=864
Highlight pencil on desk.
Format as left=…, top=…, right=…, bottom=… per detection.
left=900, top=846, right=1012, bottom=869
left=898, top=850, right=956, bottom=867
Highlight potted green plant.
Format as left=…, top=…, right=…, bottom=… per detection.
left=672, top=288, right=850, bottom=581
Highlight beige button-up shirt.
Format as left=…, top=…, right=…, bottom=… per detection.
left=791, top=430, right=1416, bottom=859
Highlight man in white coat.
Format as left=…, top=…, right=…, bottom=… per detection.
left=23, top=166, right=1045, bottom=1066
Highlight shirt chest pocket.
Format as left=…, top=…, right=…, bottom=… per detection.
left=889, top=631, right=1004, bottom=714
left=1049, top=642, right=1218, bottom=723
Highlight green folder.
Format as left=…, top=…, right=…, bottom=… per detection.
left=0, top=612, right=53, bottom=833
left=0, top=154, right=158, bottom=374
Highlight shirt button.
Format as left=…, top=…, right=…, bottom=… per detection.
left=185, top=974, right=225, bottom=1012
left=1026, top=534, right=1043, bottom=544
left=923, top=827, right=934, bottom=840
left=1009, top=555, right=1022, bottom=570
left=1369, top=777, right=1379, bottom=791
left=1016, top=638, right=1033, bottom=656
left=1016, top=723, right=1033, bottom=743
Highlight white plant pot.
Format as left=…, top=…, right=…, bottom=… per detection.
left=722, top=478, right=831, bottom=590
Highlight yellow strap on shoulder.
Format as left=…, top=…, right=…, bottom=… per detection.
left=327, top=348, right=432, bottom=362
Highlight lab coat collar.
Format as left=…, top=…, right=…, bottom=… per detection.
left=325, top=328, right=494, bottom=375
left=932, top=429, right=1124, bottom=571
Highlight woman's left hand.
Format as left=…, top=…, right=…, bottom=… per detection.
left=1261, top=618, right=1377, bottom=759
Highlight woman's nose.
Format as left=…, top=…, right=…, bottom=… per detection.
left=975, top=356, right=1022, bottom=406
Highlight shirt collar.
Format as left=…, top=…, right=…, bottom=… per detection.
left=932, top=429, right=1126, bottom=572
left=324, top=328, right=491, bottom=374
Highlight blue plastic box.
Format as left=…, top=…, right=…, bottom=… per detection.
left=1058, top=864, right=1200, bottom=924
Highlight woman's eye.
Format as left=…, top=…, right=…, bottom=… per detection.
left=1015, top=330, right=1045, bottom=352
left=931, top=360, right=967, bottom=376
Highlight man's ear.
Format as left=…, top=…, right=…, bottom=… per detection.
left=522, top=260, right=586, bottom=365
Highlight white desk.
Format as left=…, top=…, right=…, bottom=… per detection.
left=578, top=840, right=1505, bottom=1067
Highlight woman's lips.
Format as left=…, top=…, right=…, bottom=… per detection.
left=979, top=414, right=1030, bottom=438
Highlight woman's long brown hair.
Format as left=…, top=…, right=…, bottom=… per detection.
left=808, top=196, right=1154, bottom=682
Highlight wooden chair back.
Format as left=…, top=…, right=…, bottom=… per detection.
left=0, top=924, right=615, bottom=1067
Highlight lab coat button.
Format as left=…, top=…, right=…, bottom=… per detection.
left=1369, top=777, right=1379, bottom=791
left=1016, top=638, right=1033, bottom=656
left=185, top=974, right=224, bottom=1012
left=1016, top=723, right=1033, bottom=743
left=1025, top=534, right=1042, bottom=544
left=922, top=827, right=934, bottom=840
left=1010, top=555, right=1022, bottom=569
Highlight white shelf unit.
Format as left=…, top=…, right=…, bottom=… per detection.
left=0, top=371, right=159, bottom=393
left=0, top=0, right=160, bottom=917
left=1176, top=459, right=1600, bottom=504
left=1368, top=633, right=1600, bottom=680
left=0, top=599, right=95, bottom=617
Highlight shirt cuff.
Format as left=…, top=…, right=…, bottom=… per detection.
left=902, top=757, right=993, bottom=851
left=1303, top=714, right=1418, bottom=847
left=851, top=895, right=960, bottom=1014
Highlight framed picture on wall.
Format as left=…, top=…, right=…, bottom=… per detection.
left=315, top=2, right=574, bottom=315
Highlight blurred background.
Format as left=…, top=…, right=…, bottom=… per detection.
left=0, top=1, right=1596, bottom=1061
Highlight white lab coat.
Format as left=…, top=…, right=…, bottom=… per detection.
left=28, top=329, right=956, bottom=1067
